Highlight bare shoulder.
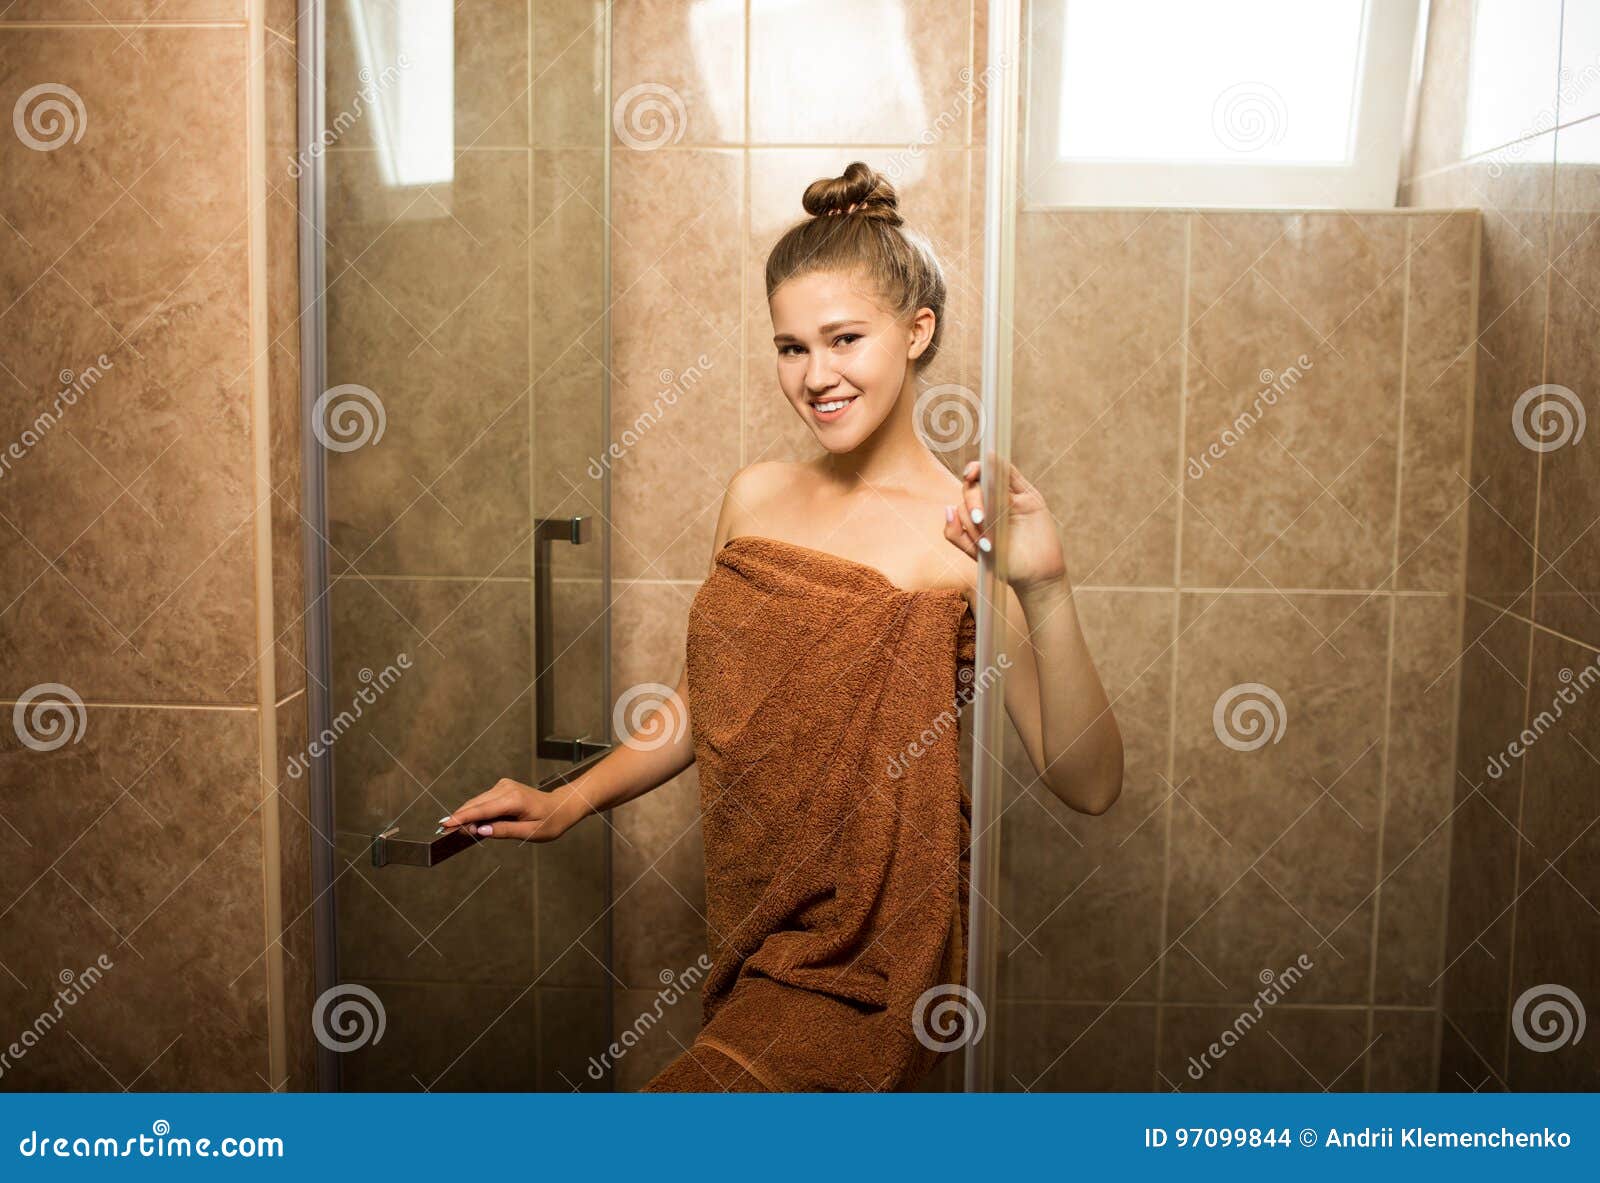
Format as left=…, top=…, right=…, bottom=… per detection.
left=716, top=460, right=809, bottom=541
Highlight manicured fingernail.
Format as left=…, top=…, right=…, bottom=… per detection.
left=476, top=824, right=492, bottom=836
left=970, top=506, right=984, bottom=525
left=945, top=504, right=956, bottom=523
left=978, top=537, right=992, bottom=553
left=433, top=825, right=445, bottom=835
left=437, top=815, right=452, bottom=824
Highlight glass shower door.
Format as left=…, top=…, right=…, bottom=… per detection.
left=299, top=0, right=614, bottom=1091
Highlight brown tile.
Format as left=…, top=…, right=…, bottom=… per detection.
left=0, top=28, right=258, bottom=704
left=1159, top=1005, right=1368, bottom=1091
left=0, top=706, right=269, bottom=1089
left=1504, top=627, right=1600, bottom=1090
left=1375, top=595, right=1462, bottom=1005
left=613, top=0, right=744, bottom=146
left=274, top=691, right=319, bottom=1091
left=999, top=591, right=1172, bottom=1001
left=325, top=576, right=532, bottom=835
left=0, top=1, right=240, bottom=19
left=321, top=150, right=532, bottom=579
left=1011, top=211, right=1185, bottom=587
left=1460, top=135, right=1554, bottom=615
left=538, top=986, right=611, bottom=1090
left=1439, top=1012, right=1507, bottom=1090
left=1182, top=213, right=1406, bottom=590
left=325, top=0, right=528, bottom=149
left=338, top=979, right=537, bottom=1090
left=609, top=149, right=741, bottom=579
left=1397, top=212, right=1478, bottom=591
left=748, top=0, right=972, bottom=145
left=1403, top=0, right=1473, bottom=177
left=1535, top=117, right=1600, bottom=647
left=1440, top=601, right=1531, bottom=1078
left=533, top=0, right=608, bottom=148
left=611, top=984, right=704, bottom=1090
left=998, top=1002, right=1157, bottom=1091
left=609, top=579, right=707, bottom=987
left=1166, top=592, right=1389, bottom=1003
left=1369, top=1008, right=1440, bottom=1091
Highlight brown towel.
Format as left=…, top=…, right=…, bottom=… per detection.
left=641, top=534, right=976, bottom=1092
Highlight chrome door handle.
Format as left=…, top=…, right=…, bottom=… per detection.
left=534, top=515, right=608, bottom=763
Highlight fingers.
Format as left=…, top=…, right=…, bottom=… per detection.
left=957, top=459, right=991, bottom=555
left=438, top=779, right=521, bottom=831
left=944, top=501, right=977, bottom=558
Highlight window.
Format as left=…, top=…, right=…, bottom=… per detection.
left=1023, top=0, right=1425, bottom=208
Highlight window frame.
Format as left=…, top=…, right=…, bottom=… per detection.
left=1021, top=0, right=1426, bottom=209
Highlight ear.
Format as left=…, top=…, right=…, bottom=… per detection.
left=906, top=306, right=937, bottom=361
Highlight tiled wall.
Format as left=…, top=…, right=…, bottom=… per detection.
left=999, top=207, right=1476, bottom=1091
left=0, top=0, right=313, bottom=1089
left=1400, top=0, right=1600, bottom=1091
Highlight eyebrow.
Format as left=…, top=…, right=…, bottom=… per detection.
left=772, top=319, right=868, bottom=344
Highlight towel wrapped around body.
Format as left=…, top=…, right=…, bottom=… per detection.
left=640, top=533, right=977, bottom=1092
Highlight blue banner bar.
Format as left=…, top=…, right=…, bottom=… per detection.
left=2, top=1093, right=1595, bottom=1179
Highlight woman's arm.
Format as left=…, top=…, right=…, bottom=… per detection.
left=443, top=468, right=769, bottom=840
left=944, top=459, right=1124, bottom=816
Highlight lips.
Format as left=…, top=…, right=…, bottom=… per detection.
left=810, top=394, right=859, bottom=423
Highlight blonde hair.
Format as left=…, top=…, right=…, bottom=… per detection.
left=764, top=161, right=947, bottom=371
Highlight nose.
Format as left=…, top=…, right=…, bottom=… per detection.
left=804, top=353, right=840, bottom=395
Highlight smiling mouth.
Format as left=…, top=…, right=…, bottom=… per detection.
left=811, top=394, right=859, bottom=422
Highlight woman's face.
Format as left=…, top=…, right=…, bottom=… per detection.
left=769, top=269, right=930, bottom=453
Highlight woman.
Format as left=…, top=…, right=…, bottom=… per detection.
left=441, top=162, right=1123, bottom=1091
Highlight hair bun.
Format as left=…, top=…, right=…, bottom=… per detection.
left=801, top=160, right=902, bottom=226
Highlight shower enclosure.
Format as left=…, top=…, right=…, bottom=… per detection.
left=299, top=0, right=616, bottom=1090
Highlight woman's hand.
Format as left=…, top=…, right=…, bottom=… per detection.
left=943, top=456, right=1068, bottom=592
left=437, top=777, right=584, bottom=842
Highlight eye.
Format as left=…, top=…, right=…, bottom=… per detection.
left=833, top=333, right=861, bottom=347
left=778, top=343, right=804, bottom=356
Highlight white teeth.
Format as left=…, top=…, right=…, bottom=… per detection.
left=815, top=398, right=851, bottom=413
